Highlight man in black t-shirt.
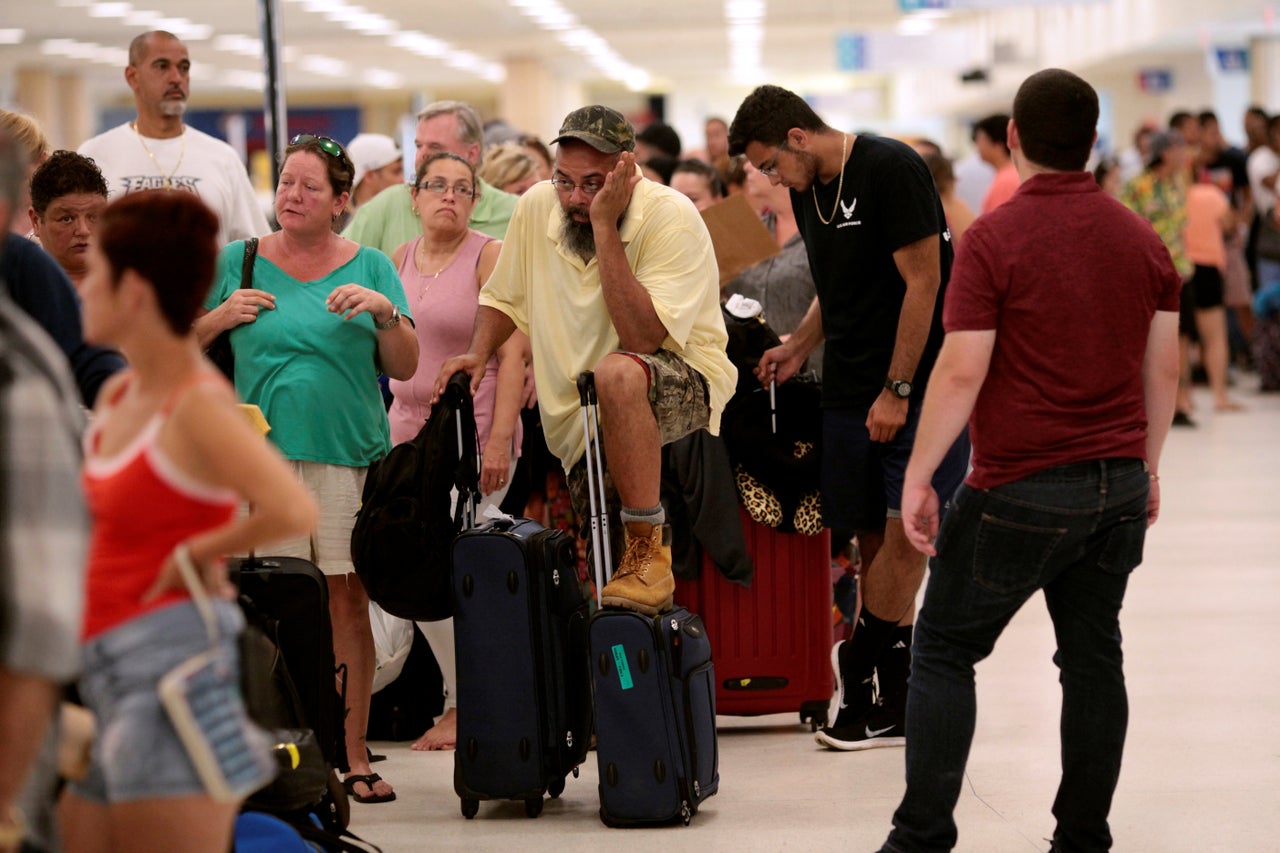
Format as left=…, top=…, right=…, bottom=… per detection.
left=729, top=85, right=969, bottom=751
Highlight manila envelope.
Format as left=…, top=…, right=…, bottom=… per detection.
left=699, top=194, right=781, bottom=289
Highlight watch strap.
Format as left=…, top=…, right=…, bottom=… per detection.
left=374, top=305, right=400, bottom=330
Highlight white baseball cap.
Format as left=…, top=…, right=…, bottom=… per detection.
left=346, top=133, right=401, bottom=188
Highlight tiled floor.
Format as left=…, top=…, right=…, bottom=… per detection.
left=349, top=378, right=1280, bottom=852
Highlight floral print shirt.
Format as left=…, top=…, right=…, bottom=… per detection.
left=1121, top=172, right=1191, bottom=278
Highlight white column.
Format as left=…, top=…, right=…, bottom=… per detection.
left=14, top=67, right=55, bottom=146
left=1250, top=36, right=1280, bottom=113
left=498, top=57, right=583, bottom=144
left=56, top=72, right=91, bottom=150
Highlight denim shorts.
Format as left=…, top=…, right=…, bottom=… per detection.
left=71, top=599, right=274, bottom=804
left=821, top=400, right=970, bottom=532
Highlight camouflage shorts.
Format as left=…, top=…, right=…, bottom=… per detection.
left=566, top=349, right=709, bottom=536
left=634, top=348, right=711, bottom=447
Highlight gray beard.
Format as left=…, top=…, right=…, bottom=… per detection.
left=560, top=217, right=595, bottom=262
left=160, top=99, right=188, bottom=118
left=559, top=206, right=628, bottom=262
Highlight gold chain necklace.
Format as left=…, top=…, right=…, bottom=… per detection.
left=812, top=132, right=849, bottom=226
left=415, top=236, right=465, bottom=301
left=132, top=122, right=185, bottom=187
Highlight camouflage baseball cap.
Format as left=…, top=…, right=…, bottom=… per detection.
left=551, top=105, right=636, bottom=154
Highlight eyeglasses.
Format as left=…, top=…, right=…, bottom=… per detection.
left=289, top=134, right=353, bottom=172
left=550, top=176, right=605, bottom=196
left=417, top=179, right=475, bottom=200
left=758, top=140, right=789, bottom=178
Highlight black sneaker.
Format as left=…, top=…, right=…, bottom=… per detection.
left=1171, top=410, right=1196, bottom=428
left=827, top=640, right=875, bottom=730
left=815, top=700, right=905, bottom=751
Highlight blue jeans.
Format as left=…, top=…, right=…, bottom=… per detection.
left=882, top=458, right=1150, bottom=853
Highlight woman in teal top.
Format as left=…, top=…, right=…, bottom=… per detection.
left=195, top=134, right=417, bottom=805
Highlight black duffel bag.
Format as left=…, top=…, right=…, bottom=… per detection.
left=351, top=372, right=478, bottom=621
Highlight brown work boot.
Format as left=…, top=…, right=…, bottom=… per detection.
left=599, top=521, right=675, bottom=615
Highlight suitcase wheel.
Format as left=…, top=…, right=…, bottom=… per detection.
left=461, top=797, right=479, bottom=819
left=800, top=700, right=829, bottom=732
left=524, top=796, right=543, bottom=818
left=548, top=776, right=566, bottom=799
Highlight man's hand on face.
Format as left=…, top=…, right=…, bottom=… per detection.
left=589, top=151, right=642, bottom=230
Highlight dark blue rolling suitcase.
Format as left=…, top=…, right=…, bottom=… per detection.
left=577, top=371, right=719, bottom=827
left=590, top=607, right=719, bottom=826
left=451, top=517, right=592, bottom=819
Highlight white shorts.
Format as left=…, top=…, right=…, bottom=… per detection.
left=254, top=461, right=366, bottom=576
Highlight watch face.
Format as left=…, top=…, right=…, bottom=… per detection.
left=895, top=381, right=912, bottom=397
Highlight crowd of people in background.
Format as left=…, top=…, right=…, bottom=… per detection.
left=1, top=22, right=1278, bottom=853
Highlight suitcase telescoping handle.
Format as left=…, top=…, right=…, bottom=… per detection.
left=447, top=370, right=480, bottom=531
left=769, top=377, right=777, bottom=435
left=577, top=371, right=612, bottom=603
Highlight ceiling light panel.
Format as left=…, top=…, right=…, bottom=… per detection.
left=285, top=0, right=502, bottom=83
left=87, top=3, right=132, bottom=18
left=509, top=0, right=651, bottom=90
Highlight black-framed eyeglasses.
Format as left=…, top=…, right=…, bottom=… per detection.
left=289, top=134, right=353, bottom=172
left=550, top=176, right=605, bottom=196
left=417, top=179, right=475, bottom=200
left=758, top=140, right=789, bottom=178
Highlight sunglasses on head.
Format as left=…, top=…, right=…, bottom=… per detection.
left=289, top=134, right=353, bottom=171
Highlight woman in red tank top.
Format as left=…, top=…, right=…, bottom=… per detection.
left=59, top=191, right=316, bottom=853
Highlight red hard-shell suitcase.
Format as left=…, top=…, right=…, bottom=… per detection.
left=674, top=507, right=833, bottom=730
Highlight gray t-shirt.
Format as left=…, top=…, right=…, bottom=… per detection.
left=726, top=228, right=823, bottom=379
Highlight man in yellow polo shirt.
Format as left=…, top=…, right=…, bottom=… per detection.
left=437, top=105, right=735, bottom=615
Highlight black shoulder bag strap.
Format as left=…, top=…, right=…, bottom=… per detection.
left=207, top=237, right=260, bottom=380
left=241, top=237, right=259, bottom=288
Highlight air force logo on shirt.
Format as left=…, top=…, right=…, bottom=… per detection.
left=836, top=197, right=861, bottom=229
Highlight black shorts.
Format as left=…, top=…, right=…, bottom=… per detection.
left=821, top=402, right=970, bottom=533
left=1180, top=265, right=1225, bottom=339
left=1189, top=264, right=1225, bottom=309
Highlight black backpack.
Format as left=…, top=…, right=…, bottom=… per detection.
left=351, top=372, right=478, bottom=621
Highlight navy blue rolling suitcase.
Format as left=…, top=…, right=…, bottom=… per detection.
left=590, top=607, right=719, bottom=826
left=577, top=371, right=719, bottom=827
left=451, top=517, right=592, bottom=819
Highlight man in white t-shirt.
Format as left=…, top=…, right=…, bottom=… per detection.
left=78, top=30, right=269, bottom=246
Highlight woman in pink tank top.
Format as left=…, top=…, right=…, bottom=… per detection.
left=60, top=191, right=316, bottom=853
left=386, top=152, right=529, bottom=751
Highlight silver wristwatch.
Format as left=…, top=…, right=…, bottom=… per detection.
left=885, top=378, right=913, bottom=398
left=374, top=305, right=401, bottom=330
